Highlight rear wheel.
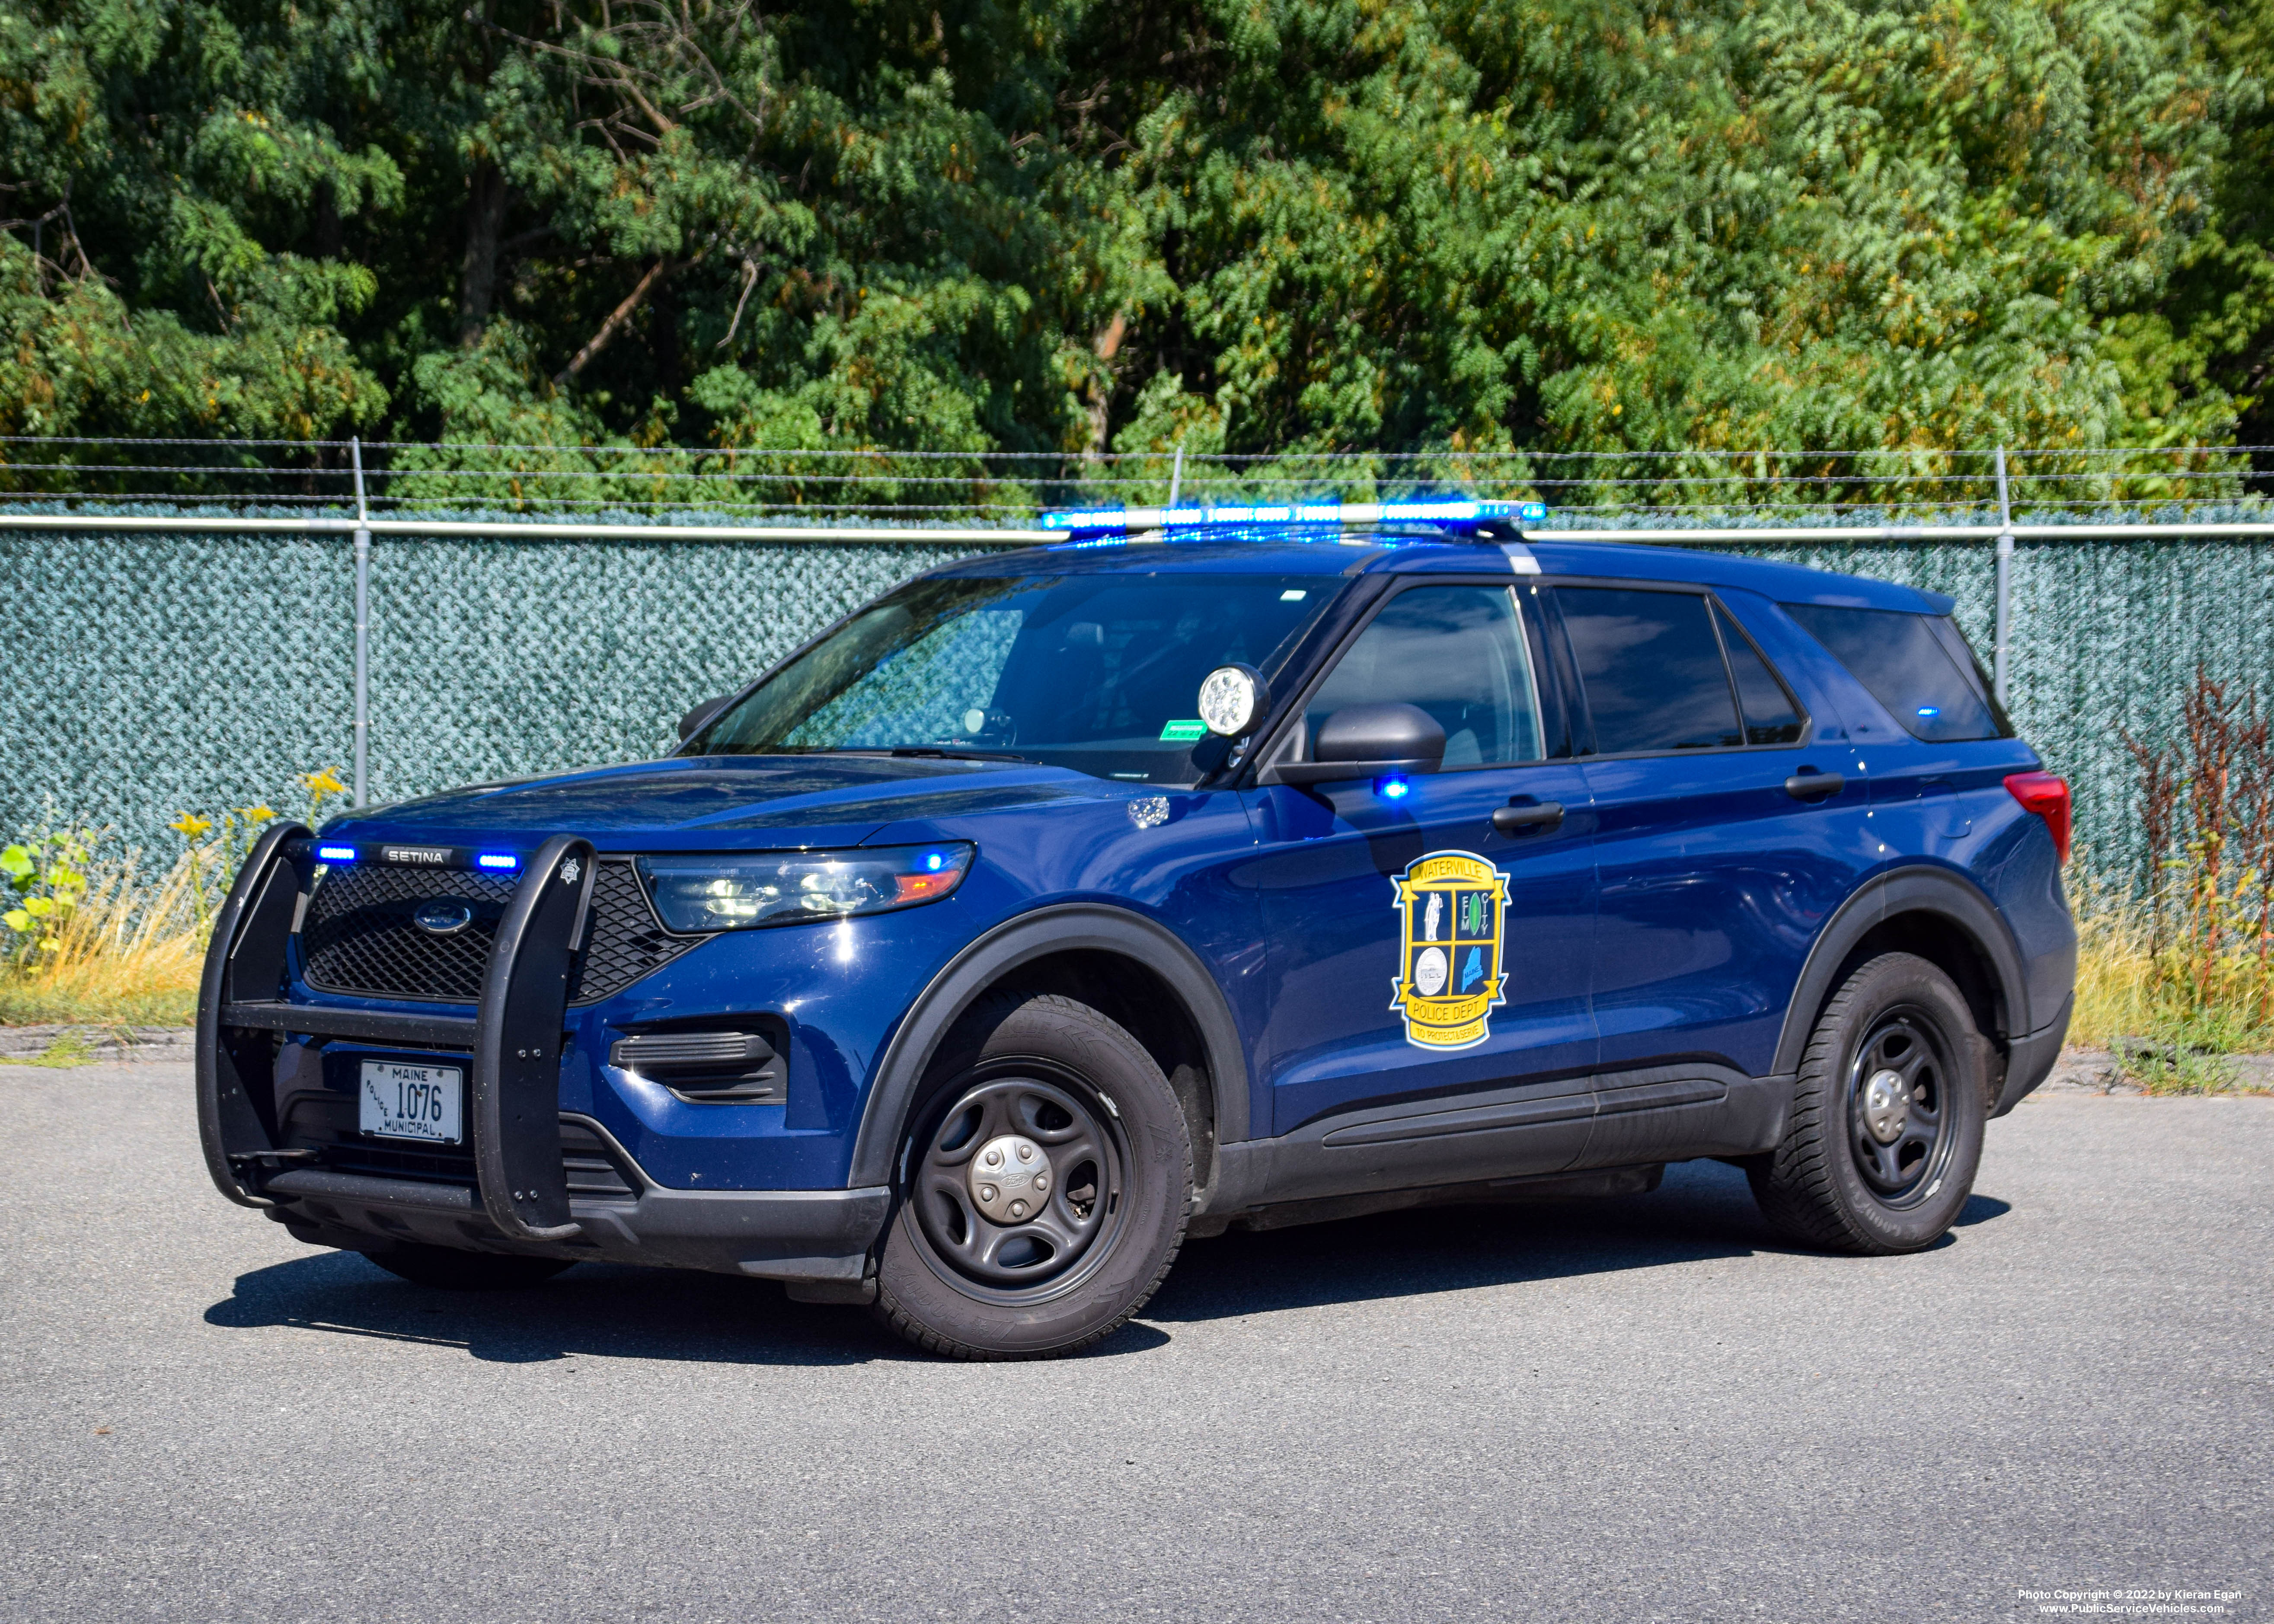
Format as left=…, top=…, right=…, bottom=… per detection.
left=1749, top=952, right=1987, bottom=1254
left=874, top=994, right=1191, bottom=1360
left=362, top=1243, right=577, bottom=1290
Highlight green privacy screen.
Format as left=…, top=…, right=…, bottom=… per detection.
left=3, top=517, right=2268, bottom=895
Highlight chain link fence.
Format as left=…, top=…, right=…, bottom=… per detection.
left=4, top=439, right=2271, bottom=893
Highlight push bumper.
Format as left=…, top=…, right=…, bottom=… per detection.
left=194, top=823, right=889, bottom=1284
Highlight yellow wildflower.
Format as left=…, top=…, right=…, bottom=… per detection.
left=300, top=768, right=348, bottom=799
left=169, top=812, right=215, bottom=839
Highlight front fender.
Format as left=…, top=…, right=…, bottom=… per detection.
left=844, top=903, right=1252, bottom=1192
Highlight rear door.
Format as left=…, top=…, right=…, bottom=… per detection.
left=1242, top=578, right=1597, bottom=1172
left=1556, top=581, right=1874, bottom=1155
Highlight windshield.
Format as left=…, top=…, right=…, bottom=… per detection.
left=690, top=572, right=1342, bottom=783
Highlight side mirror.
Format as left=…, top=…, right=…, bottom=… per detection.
left=1258, top=703, right=1445, bottom=787
left=678, top=694, right=735, bottom=742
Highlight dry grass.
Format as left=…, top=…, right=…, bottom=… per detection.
left=2070, top=903, right=2159, bottom=1050
left=0, top=854, right=207, bottom=1028
left=2068, top=894, right=2273, bottom=1091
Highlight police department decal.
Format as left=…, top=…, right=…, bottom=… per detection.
left=1390, top=850, right=1511, bottom=1050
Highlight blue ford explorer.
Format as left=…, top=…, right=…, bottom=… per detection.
left=197, top=504, right=2077, bottom=1359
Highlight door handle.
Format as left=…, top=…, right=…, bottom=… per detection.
left=1783, top=771, right=1846, bottom=801
left=1492, top=800, right=1565, bottom=835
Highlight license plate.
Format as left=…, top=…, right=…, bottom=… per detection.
left=359, top=1060, right=464, bottom=1144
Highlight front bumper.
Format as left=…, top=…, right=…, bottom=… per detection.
left=195, top=824, right=889, bottom=1283
left=262, top=1155, right=889, bottom=1282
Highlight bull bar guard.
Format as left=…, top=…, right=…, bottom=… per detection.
left=192, top=822, right=887, bottom=1286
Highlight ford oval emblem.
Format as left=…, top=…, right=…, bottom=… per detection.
left=413, top=900, right=475, bottom=936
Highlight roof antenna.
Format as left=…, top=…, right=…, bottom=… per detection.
left=1167, top=439, right=1184, bottom=509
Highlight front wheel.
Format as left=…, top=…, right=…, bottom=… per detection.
left=874, top=994, right=1191, bottom=1360
left=1749, top=952, right=1988, bottom=1254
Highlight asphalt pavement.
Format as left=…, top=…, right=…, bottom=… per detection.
left=2, top=1061, right=2266, bottom=1623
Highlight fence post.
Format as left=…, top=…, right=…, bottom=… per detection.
left=351, top=437, right=371, bottom=807
left=1993, top=446, right=2014, bottom=704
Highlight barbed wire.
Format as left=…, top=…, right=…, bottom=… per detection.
left=0, top=435, right=2266, bottom=525
left=3, top=435, right=2268, bottom=458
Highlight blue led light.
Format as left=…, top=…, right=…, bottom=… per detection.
left=1040, top=498, right=1545, bottom=536
left=924, top=852, right=945, bottom=872
left=476, top=852, right=519, bottom=870
left=1916, top=706, right=1941, bottom=718
left=1377, top=776, right=1412, bottom=801
left=316, top=844, right=357, bottom=862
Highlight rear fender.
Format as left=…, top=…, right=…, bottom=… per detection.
left=1773, top=866, right=2033, bottom=1079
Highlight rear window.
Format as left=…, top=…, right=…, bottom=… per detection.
left=1559, top=587, right=1745, bottom=753
left=1781, top=605, right=2012, bottom=742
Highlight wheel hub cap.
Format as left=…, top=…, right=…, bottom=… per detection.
left=969, top=1133, right=1051, bottom=1223
left=1863, top=1068, right=1911, bottom=1144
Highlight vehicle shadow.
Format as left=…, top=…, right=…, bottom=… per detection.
left=203, top=1250, right=931, bottom=1366
left=1147, top=1159, right=2013, bottom=1324
left=201, top=1161, right=2012, bottom=1363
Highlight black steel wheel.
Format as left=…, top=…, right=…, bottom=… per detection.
left=874, top=994, right=1191, bottom=1359
left=1749, top=952, right=1988, bottom=1254
left=907, top=1073, right=1124, bottom=1293
left=1845, top=1007, right=1958, bottom=1207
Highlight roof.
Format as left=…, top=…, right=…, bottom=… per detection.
left=932, top=530, right=1950, bottom=612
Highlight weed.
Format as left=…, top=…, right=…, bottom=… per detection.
left=11, top=1032, right=99, bottom=1068
left=1, top=768, right=348, bottom=1029
left=2101, top=671, right=2274, bottom=1086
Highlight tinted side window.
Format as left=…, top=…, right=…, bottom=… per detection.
left=1560, top=587, right=1742, bottom=754
left=1713, top=602, right=1805, bottom=745
left=1305, top=586, right=1545, bottom=765
left=1781, top=604, right=2007, bottom=742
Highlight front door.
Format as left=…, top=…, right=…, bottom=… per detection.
left=1242, top=580, right=1598, bottom=1169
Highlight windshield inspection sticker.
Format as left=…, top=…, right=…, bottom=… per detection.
left=1391, top=850, right=1511, bottom=1050
left=1159, top=719, right=1208, bottom=741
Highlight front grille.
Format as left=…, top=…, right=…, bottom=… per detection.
left=302, top=865, right=516, bottom=1002
left=568, top=860, right=707, bottom=1005
left=300, top=858, right=707, bottom=1005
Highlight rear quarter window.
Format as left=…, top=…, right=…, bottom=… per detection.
left=1780, top=604, right=2012, bottom=742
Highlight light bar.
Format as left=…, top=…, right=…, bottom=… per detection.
left=316, top=844, right=357, bottom=862
left=1040, top=499, right=1547, bottom=536
left=476, top=852, right=519, bottom=870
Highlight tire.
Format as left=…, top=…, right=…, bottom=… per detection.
left=874, top=993, right=1192, bottom=1360
left=362, top=1243, right=577, bottom=1290
left=1748, top=952, right=1988, bottom=1254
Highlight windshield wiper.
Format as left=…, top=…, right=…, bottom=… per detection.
left=815, top=746, right=1032, bottom=764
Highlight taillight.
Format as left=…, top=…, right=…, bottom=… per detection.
left=2004, top=772, right=2071, bottom=865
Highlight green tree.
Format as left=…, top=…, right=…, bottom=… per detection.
left=0, top=0, right=2263, bottom=498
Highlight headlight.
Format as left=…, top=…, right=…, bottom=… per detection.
left=637, top=844, right=975, bottom=932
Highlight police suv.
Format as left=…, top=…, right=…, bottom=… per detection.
left=197, top=502, right=2077, bottom=1359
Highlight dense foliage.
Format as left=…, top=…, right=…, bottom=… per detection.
left=2, top=0, right=2268, bottom=476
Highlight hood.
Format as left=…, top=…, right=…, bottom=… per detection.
left=323, top=754, right=1121, bottom=852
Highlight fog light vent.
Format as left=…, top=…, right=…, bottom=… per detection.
left=609, top=1030, right=780, bottom=1102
